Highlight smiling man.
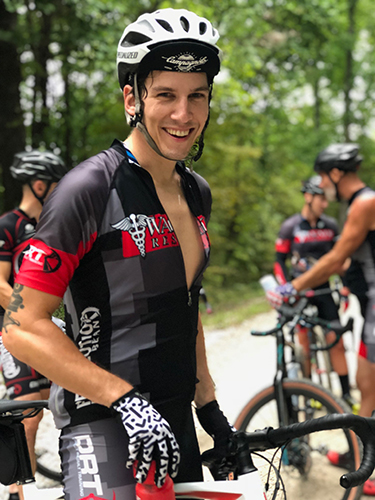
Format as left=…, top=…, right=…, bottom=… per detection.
left=2, top=8, right=234, bottom=500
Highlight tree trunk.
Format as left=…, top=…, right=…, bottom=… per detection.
left=343, top=0, right=357, bottom=142
left=0, top=1, right=25, bottom=212
left=31, top=9, right=52, bottom=147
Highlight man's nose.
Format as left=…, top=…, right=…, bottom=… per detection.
left=171, top=98, right=192, bottom=122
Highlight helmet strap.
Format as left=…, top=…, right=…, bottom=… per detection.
left=28, top=180, right=51, bottom=206
left=327, top=172, right=341, bottom=202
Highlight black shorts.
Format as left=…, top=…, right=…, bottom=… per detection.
left=59, top=402, right=202, bottom=499
left=308, top=292, right=340, bottom=323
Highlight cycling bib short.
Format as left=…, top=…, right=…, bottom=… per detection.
left=60, top=397, right=202, bottom=499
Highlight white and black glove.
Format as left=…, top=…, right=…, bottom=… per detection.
left=111, top=389, right=180, bottom=487
left=196, top=400, right=236, bottom=456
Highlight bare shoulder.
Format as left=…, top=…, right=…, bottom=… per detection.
left=347, top=193, right=375, bottom=231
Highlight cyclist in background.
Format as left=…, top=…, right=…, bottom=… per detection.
left=2, top=9, right=234, bottom=500
left=267, top=143, right=375, bottom=495
left=0, top=150, right=67, bottom=500
left=274, top=176, right=356, bottom=408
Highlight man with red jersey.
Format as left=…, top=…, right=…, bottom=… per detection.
left=0, top=150, right=67, bottom=500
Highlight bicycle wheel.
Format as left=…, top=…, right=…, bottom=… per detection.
left=234, top=379, right=362, bottom=500
left=36, top=461, right=63, bottom=483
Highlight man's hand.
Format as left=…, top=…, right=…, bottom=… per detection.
left=339, top=286, right=350, bottom=312
left=266, top=282, right=297, bottom=309
left=196, top=400, right=235, bottom=456
left=112, top=389, right=180, bottom=487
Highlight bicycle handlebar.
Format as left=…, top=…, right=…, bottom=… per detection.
left=251, top=296, right=353, bottom=350
left=227, top=413, right=375, bottom=489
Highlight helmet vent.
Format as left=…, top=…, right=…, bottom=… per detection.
left=121, top=31, right=152, bottom=47
left=180, top=16, right=190, bottom=32
left=199, top=22, right=208, bottom=35
left=156, top=19, right=174, bottom=32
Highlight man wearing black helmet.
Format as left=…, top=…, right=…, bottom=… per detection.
left=274, top=176, right=355, bottom=407
left=267, top=143, right=375, bottom=495
left=0, top=150, right=67, bottom=500
left=2, top=9, right=233, bottom=500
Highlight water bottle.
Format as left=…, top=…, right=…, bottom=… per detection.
left=259, top=274, right=278, bottom=292
left=135, top=462, right=175, bottom=500
left=287, top=361, right=300, bottom=380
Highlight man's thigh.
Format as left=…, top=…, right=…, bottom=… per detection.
left=60, top=417, right=136, bottom=500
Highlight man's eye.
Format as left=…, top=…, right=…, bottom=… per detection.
left=191, top=93, right=207, bottom=99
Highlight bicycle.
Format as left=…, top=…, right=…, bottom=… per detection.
left=234, top=295, right=363, bottom=500
left=0, top=370, right=62, bottom=489
left=2, top=400, right=375, bottom=500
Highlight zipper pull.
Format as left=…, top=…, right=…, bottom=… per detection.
left=187, top=291, right=192, bottom=306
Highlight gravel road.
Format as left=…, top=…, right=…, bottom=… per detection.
left=0, top=299, right=365, bottom=499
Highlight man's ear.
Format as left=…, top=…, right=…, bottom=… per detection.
left=330, top=168, right=345, bottom=183
left=30, top=179, right=47, bottom=196
left=123, top=85, right=135, bottom=118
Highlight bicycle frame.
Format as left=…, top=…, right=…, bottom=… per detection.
left=174, top=471, right=266, bottom=499
left=20, top=472, right=266, bottom=500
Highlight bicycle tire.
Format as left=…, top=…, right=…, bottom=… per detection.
left=234, top=378, right=362, bottom=500
left=36, top=460, right=63, bottom=483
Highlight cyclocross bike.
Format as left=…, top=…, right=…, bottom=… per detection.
left=0, top=371, right=62, bottom=487
left=1, top=399, right=375, bottom=500
left=234, top=294, right=363, bottom=500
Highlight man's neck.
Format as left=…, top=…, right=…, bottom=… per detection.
left=339, top=174, right=366, bottom=201
left=301, top=205, right=318, bottom=227
left=19, top=194, right=42, bottom=222
left=124, top=130, right=178, bottom=185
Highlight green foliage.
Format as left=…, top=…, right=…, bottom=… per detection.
left=2, top=0, right=375, bottom=290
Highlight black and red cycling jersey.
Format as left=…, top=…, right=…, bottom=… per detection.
left=0, top=208, right=37, bottom=317
left=274, top=213, right=338, bottom=284
left=16, top=139, right=212, bottom=428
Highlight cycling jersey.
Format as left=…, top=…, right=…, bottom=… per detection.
left=347, top=187, right=375, bottom=361
left=0, top=208, right=37, bottom=316
left=16, top=139, right=212, bottom=429
left=274, top=213, right=338, bottom=283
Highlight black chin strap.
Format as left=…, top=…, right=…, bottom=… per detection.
left=28, top=181, right=51, bottom=206
left=327, top=172, right=341, bottom=202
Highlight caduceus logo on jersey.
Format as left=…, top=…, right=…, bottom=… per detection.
left=111, top=213, right=179, bottom=258
left=111, top=214, right=148, bottom=257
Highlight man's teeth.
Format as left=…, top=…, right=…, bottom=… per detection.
left=166, top=129, right=189, bottom=137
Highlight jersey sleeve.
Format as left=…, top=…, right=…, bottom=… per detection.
left=274, top=219, right=293, bottom=284
left=0, top=213, right=15, bottom=263
left=16, top=153, right=114, bottom=297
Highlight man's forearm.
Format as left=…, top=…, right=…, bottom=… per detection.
left=2, top=318, right=133, bottom=407
left=291, top=252, right=342, bottom=292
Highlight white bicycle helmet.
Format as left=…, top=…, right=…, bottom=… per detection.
left=117, top=8, right=221, bottom=90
